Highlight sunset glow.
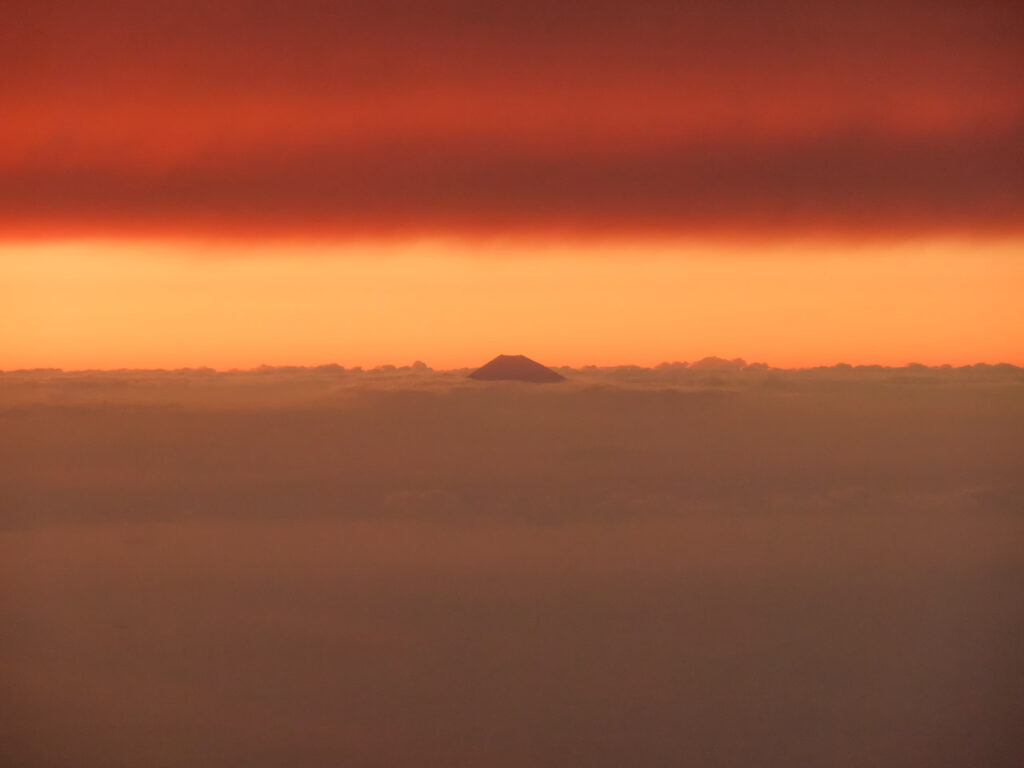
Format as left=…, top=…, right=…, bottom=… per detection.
left=4, top=1, right=1023, bottom=370
left=4, top=237, right=1021, bottom=370
left=5, top=4, right=1024, bottom=766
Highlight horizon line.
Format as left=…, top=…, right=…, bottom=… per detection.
left=4, top=359, right=1022, bottom=376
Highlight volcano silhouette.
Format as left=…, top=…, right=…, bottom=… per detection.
left=468, top=355, right=565, bottom=383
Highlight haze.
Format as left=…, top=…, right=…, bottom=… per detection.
left=3, top=365, right=1023, bottom=766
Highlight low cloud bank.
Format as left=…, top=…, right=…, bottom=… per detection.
left=1, top=359, right=1021, bottom=407
left=2, top=361, right=1021, bottom=528
left=1, top=359, right=1022, bottom=766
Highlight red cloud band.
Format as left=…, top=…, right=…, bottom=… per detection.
left=2, top=128, right=1021, bottom=237
left=2, top=0, right=1022, bottom=238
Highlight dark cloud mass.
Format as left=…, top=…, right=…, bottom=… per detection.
left=3, top=127, right=1023, bottom=237
left=2, top=0, right=1022, bottom=237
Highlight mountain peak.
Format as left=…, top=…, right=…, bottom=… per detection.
left=468, top=354, right=565, bottom=383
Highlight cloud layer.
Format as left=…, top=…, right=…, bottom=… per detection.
left=3, top=0, right=1022, bottom=237
left=2, top=364, right=1022, bottom=765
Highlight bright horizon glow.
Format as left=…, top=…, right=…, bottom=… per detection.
left=3, top=237, right=1022, bottom=371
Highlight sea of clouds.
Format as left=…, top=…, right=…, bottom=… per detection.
left=2, top=361, right=1022, bottom=766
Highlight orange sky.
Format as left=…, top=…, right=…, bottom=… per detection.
left=3, top=1, right=1022, bottom=368
left=3, top=238, right=1022, bottom=370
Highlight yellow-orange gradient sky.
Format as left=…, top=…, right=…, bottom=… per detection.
left=2, top=1, right=1022, bottom=368
left=4, top=238, right=1022, bottom=369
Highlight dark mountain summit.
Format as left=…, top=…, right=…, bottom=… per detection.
left=468, top=355, right=565, bottom=383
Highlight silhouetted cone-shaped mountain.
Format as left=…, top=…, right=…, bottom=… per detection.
left=468, top=354, right=565, bottom=383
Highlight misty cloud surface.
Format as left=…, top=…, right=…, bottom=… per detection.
left=2, top=364, right=1023, bottom=766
